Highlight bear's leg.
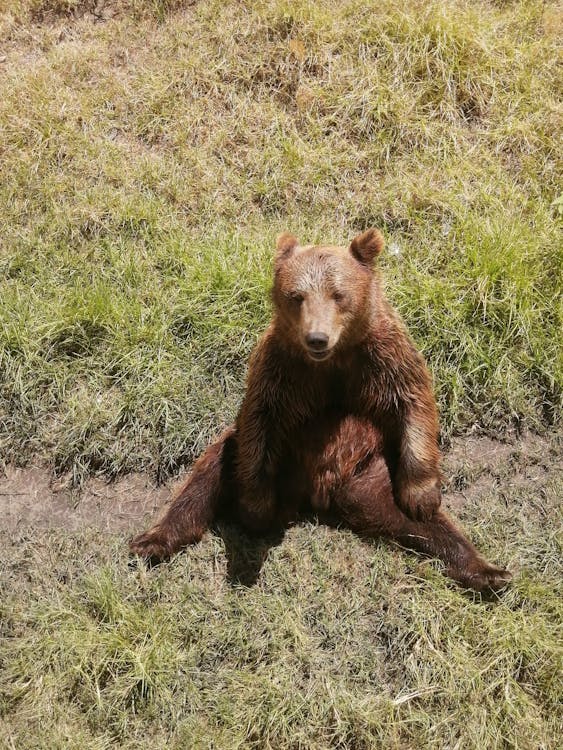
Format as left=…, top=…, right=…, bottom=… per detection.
left=129, top=426, right=236, bottom=561
left=334, top=456, right=511, bottom=592
left=391, top=509, right=512, bottom=591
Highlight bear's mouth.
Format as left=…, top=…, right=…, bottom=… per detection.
left=306, top=348, right=333, bottom=362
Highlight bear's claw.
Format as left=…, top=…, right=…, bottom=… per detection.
left=129, top=527, right=171, bottom=562
left=452, top=562, right=512, bottom=592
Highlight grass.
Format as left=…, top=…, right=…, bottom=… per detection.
left=1, top=452, right=562, bottom=748
left=0, top=1, right=562, bottom=748
left=0, top=0, right=561, bottom=482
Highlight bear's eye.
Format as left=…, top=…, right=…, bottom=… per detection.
left=288, top=292, right=304, bottom=304
left=332, top=291, right=346, bottom=303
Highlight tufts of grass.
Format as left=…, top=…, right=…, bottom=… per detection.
left=0, top=0, right=561, bottom=479
left=0, top=230, right=272, bottom=481
left=0, top=8, right=561, bottom=748
left=1, top=458, right=561, bottom=748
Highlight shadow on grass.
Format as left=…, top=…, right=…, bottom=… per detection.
left=128, top=503, right=513, bottom=597
left=128, top=521, right=287, bottom=588
left=213, top=521, right=287, bottom=587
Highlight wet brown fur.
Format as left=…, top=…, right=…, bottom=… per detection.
left=130, top=230, right=511, bottom=592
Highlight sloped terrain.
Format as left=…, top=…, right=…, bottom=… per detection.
left=0, top=2, right=561, bottom=748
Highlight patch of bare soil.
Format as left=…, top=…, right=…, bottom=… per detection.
left=442, top=429, right=562, bottom=513
left=0, top=467, right=168, bottom=535
left=0, top=431, right=560, bottom=539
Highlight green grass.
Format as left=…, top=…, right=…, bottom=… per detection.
left=1, top=455, right=562, bottom=748
left=0, top=0, right=561, bottom=482
left=0, top=1, right=562, bottom=747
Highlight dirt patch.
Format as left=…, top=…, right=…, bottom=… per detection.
left=0, top=466, right=168, bottom=535
left=1, top=431, right=560, bottom=537
left=442, top=429, right=561, bottom=513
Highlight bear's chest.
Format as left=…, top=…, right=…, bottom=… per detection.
left=303, top=360, right=385, bottom=415
left=287, top=367, right=368, bottom=423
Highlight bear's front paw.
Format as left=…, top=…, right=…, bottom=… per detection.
left=397, top=479, right=441, bottom=522
left=129, top=526, right=173, bottom=562
left=452, top=560, right=512, bottom=592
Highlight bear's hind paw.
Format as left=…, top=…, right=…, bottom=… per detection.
left=129, top=526, right=172, bottom=562
left=451, top=561, right=512, bottom=593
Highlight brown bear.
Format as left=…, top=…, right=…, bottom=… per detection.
left=130, top=229, right=511, bottom=592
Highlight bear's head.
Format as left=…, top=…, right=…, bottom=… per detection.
left=272, top=229, right=385, bottom=362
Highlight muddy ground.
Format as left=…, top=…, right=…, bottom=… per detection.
left=1, top=430, right=560, bottom=542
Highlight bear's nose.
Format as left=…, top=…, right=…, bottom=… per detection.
left=305, top=332, right=329, bottom=351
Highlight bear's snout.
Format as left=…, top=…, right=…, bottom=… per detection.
left=304, top=330, right=333, bottom=361
left=305, top=331, right=329, bottom=351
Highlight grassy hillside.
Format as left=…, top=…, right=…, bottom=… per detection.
left=1, top=0, right=561, bottom=482
left=0, top=2, right=562, bottom=749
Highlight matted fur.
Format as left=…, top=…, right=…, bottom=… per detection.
left=130, top=230, right=511, bottom=592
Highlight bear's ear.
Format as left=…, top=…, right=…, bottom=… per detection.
left=349, top=229, right=385, bottom=266
left=275, top=232, right=299, bottom=260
